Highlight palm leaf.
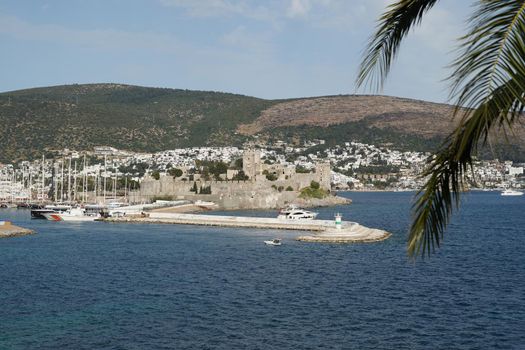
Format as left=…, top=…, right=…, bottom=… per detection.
left=409, top=0, right=525, bottom=257
left=357, top=0, right=525, bottom=257
left=410, top=78, right=525, bottom=257
left=356, top=0, right=438, bottom=90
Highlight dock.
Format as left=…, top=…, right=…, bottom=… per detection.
left=0, top=221, right=35, bottom=238
left=103, top=212, right=391, bottom=243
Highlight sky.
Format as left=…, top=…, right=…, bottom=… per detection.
left=0, top=0, right=472, bottom=103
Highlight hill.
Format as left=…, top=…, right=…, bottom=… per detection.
left=0, top=84, right=523, bottom=162
left=0, top=84, right=274, bottom=162
left=238, top=95, right=525, bottom=161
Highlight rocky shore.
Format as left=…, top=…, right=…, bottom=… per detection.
left=294, top=195, right=351, bottom=208
left=0, top=222, right=35, bottom=238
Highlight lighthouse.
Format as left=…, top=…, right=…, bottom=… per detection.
left=334, top=213, right=342, bottom=230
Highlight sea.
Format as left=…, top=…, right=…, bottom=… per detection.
left=0, top=191, right=524, bottom=350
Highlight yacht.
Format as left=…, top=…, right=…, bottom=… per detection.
left=501, top=189, right=524, bottom=196
left=264, top=238, right=282, bottom=246
left=42, top=207, right=100, bottom=221
left=31, top=204, right=72, bottom=219
left=277, top=205, right=318, bottom=220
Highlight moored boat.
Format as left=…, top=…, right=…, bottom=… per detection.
left=31, top=204, right=72, bottom=219
left=277, top=205, right=318, bottom=220
left=42, top=207, right=99, bottom=222
left=501, top=189, right=524, bottom=196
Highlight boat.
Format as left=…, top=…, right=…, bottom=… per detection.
left=501, top=189, right=524, bottom=196
left=31, top=204, right=72, bottom=219
left=264, top=238, right=282, bottom=246
left=42, top=207, right=100, bottom=222
left=277, top=205, right=318, bottom=220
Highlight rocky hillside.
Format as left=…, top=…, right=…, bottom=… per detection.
left=238, top=95, right=525, bottom=161
left=0, top=84, right=523, bottom=162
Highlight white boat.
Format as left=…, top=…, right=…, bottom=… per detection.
left=31, top=205, right=72, bottom=219
left=42, top=207, right=99, bottom=221
left=501, top=189, right=524, bottom=196
left=264, top=239, right=282, bottom=246
left=277, top=205, right=318, bottom=220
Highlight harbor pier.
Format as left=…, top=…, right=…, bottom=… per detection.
left=103, top=212, right=391, bottom=243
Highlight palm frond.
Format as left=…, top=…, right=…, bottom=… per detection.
left=356, top=0, right=438, bottom=91
left=410, top=78, right=525, bottom=257
left=409, top=0, right=525, bottom=257
left=450, top=0, right=525, bottom=121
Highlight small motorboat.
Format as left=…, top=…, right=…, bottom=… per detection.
left=264, top=238, right=282, bottom=246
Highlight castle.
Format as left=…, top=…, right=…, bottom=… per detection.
left=137, top=149, right=331, bottom=209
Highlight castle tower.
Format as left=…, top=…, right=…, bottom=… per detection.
left=243, top=149, right=262, bottom=181
left=316, top=162, right=331, bottom=190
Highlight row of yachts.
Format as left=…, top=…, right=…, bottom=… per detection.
left=22, top=203, right=321, bottom=222
left=30, top=203, right=122, bottom=221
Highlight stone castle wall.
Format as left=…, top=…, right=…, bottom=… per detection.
left=136, top=150, right=332, bottom=209
left=136, top=177, right=300, bottom=209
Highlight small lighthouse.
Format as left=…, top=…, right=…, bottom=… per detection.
left=334, top=213, right=342, bottom=230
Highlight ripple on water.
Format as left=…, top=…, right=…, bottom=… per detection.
left=0, top=192, right=524, bottom=349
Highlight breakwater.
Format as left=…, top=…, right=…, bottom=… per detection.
left=0, top=221, right=34, bottom=238
left=102, top=212, right=390, bottom=243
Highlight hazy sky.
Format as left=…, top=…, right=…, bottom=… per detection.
left=0, top=0, right=471, bottom=102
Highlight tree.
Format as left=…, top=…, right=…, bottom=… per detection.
left=168, top=168, right=183, bottom=178
left=265, top=173, right=278, bottom=181
left=233, top=170, right=249, bottom=181
left=358, top=0, right=525, bottom=257
left=233, top=158, right=243, bottom=169
left=295, top=165, right=311, bottom=173
left=151, top=170, right=160, bottom=180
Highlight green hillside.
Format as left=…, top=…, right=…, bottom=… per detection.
left=0, top=84, right=274, bottom=162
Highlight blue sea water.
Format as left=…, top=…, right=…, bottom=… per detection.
left=0, top=191, right=524, bottom=350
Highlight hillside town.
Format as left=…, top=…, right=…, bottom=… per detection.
left=0, top=140, right=523, bottom=203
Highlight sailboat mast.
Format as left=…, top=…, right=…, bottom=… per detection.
left=53, top=162, right=58, bottom=202
left=29, top=170, right=32, bottom=202
left=73, top=160, right=77, bottom=202
left=41, top=155, right=45, bottom=202
left=103, top=155, right=107, bottom=204
left=82, top=155, right=87, bottom=203
left=67, top=157, right=71, bottom=202
left=60, top=159, right=64, bottom=202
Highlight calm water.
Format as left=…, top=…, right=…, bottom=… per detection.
left=1, top=192, right=524, bottom=350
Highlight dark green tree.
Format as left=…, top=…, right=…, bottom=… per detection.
left=168, top=168, right=183, bottom=178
